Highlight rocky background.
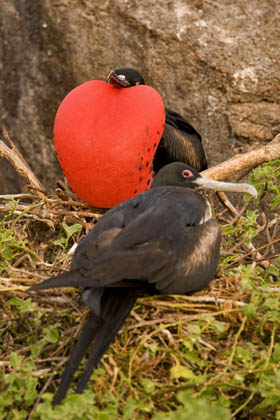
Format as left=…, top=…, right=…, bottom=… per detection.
left=0, top=0, right=280, bottom=194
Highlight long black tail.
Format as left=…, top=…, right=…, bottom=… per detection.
left=52, top=311, right=99, bottom=406
left=27, top=270, right=98, bottom=292
left=53, top=287, right=138, bottom=406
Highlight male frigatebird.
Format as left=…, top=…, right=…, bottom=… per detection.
left=54, top=74, right=166, bottom=208
left=107, top=68, right=207, bottom=173
left=28, top=162, right=256, bottom=405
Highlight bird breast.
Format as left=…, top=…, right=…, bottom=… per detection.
left=184, top=219, right=220, bottom=275
left=158, top=218, right=221, bottom=295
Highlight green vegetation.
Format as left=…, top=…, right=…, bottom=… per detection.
left=0, top=160, right=279, bottom=419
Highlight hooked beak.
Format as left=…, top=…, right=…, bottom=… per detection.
left=106, top=71, right=130, bottom=88
left=194, top=177, right=257, bottom=198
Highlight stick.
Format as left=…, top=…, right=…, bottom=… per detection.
left=0, top=126, right=47, bottom=193
left=201, top=134, right=280, bottom=180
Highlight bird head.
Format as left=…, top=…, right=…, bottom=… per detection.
left=151, top=162, right=257, bottom=197
left=106, top=68, right=145, bottom=88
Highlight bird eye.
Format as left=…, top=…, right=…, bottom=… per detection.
left=182, top=169, right=193, bottom=178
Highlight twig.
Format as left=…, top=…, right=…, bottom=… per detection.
left=0, top=126, right=47, bottom=193
left=27, top=374, right=55, bottom=420
left=216, top=192, right=239, bottom=217
left=225, top=237, right=280, bottom=269
left=139, top=296, right=246, bottom=307
left=0, top=203, right=101, bottom=220
left=227, top=316, right=247, bottom=367
left=247, top=242, right=270, bottom=269
left=231, top=392, right=256, bottom=418
left=217, top=190, right=270, bottom=268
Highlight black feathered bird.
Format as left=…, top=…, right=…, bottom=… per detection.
left=28, top=162, right=256, bottom=405
left=106, top=68, right=207, bottom=173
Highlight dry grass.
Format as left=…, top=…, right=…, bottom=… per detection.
left=0, top=131, right=280, bottom=419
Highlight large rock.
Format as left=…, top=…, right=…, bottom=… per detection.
left=1, top=0, right=279, bottom=193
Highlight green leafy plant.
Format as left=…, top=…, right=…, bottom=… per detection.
left=249, top=158, right=280, bottom=210
left=52, top=223, right=83, bottom=252
left=1, top=159, right=280, bottom=419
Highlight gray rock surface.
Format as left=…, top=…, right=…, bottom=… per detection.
left=1, top=0, right=279, bottom=193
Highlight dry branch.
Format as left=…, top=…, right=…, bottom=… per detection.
left=0, top=126, right=47, bottom=193
left=202, top=133, right=280, bottom=180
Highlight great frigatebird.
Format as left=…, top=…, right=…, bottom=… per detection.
left=28, top=162, right=257, bottom=405
left=106, top=68, right=207, bottom=173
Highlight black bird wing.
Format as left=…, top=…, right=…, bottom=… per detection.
left=165, top=108, right=202, bottom=137
left=69, top=190, right=188, bottom=289
left=29, top=187, right=209, bottom=295
left=153, top=108, right=207, bottom=172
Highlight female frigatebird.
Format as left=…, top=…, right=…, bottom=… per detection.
left=107, top=68, right=207, bottom=173
left=28, top=163, right=256, bottom=405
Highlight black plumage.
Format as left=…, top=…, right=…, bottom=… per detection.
left=107, top=68, right=207, bottom=172
left=28, top=162, right=257, bottom=405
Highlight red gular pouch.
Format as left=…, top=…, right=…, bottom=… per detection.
left=54, top=80, right=165, bottom=208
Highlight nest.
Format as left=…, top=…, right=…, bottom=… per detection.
left=1, top=127, right=280, bottom=418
